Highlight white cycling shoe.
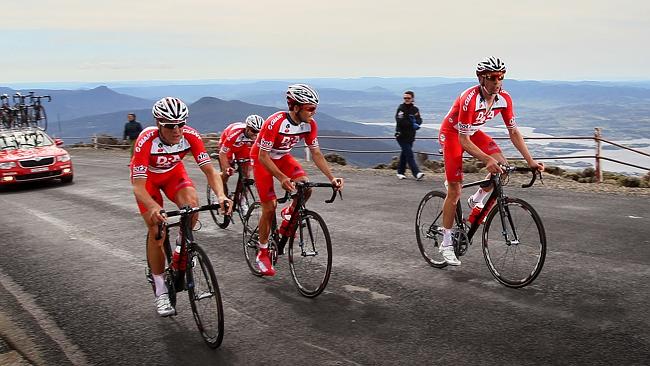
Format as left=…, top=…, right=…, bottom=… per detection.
left=155, top=293, right=175, bottom=317
left=439, top=245, right=461, bottom=266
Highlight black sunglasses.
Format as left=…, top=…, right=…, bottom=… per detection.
left=159, top=121, right=186, bottom=129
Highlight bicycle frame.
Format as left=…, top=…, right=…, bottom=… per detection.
left=455, top=167, right=540, bottom=246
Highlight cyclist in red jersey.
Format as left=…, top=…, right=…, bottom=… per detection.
left=130, top=97, right=232, bottom=316
left=218, top=114, right=263, bottom=190
left=251, top=84, right=344, bottom=276
left=438, top=57, right=544, bottom=266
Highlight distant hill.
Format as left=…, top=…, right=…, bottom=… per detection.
left=56, top=97, right=395, bottom=167
left=0, top=86, right=153, bottom=121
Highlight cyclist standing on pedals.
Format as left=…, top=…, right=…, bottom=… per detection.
left=251, top=84, right=344, bottom=276
left=130, top=97, right=232, bottom=316
left=218, top=114, right=264, bottom=212
left=438, top=57, right=544, bottom=266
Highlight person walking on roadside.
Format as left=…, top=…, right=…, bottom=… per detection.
left=394, top=91, right=424, bottom=180
left=123, top=113, right=143, bottom=157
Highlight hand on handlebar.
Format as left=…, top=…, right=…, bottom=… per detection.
left=331, top=177, right=344, bottom=191
left=529, top=161, right=545, bottom=172
left=225, top=167, right=235, bottom=176
left=280, top=176, right=295, bottom=193
left=219, top=195, right=234, bottom=215
left=148, top=205, right=166, bottom=226
left=485, top=157, right=504, bottom=174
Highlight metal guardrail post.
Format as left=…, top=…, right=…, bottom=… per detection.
left=594, top=128, right=603, bottom=183
left=93, top=134, right=98, bottom=150
left=305, top=147, right=311, bottom=162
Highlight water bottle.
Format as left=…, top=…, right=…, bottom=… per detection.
left=280, top=203, right=293, bottom=221
left=467, top=206, right=482, bottom=225
left=171, top=246, right=181, bottom=270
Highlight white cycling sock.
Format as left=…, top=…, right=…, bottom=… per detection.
left=153, top=274, right=166, bottom=297
left=471, top=188, right=489, bottom=207
left=442, top=228, right=453, bottom=247
left=258, top=242, right=268, bottom=249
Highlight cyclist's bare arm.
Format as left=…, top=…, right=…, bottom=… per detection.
left=310, top=147, right=344, bottom=190
left=507, top=128, right=544, bottom=171
left=258, top=149, right=295, bottom=192
left=201, top=163, right=233, bottom=214
left=218, top=151, right=233, bottom=176
left=459, top=134, right=503, bottom=174
left=132, top=178, right=165, bottom=225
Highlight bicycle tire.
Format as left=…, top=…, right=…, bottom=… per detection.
left=288, top=210, right=332, bottom=297
left=207, top=184, right=230, bottom=229
left=482, top=197, right=546, bottom=288
left=187, top=244, right=224, bottom=348
left=33, top=105, right=47, bottom=131
left=242, top=202, right=263, bottom=276
left=415, top=190, right=449, bottom=268
left=236, top=183, right=257, bottom=223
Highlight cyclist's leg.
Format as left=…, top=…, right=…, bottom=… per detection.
left=252, top=157, right=278, bottom=275
left=439, top=132, right=462, bottom=265
left=467, top=131, right=503, bottom=206
left=163, top=165, right=198, bottom=227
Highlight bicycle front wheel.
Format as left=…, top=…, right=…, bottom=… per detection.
left=207, top=184, right=230, bottom=229
left=242, top=202, right=263, bottom=276
left=482, top=197, right=546, bottom=288
left=187, top=244, right=224, bottom=348
left=415, top=190, right=449, bottom=268
left=34, top=105, right=47, bottom=131
left=288, top=210, right=332, bottom=297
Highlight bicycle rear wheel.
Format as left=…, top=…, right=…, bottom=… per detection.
left=288, top=210, right=332, bottom=297
left=242, top=202, right=263, bottom=276
left=415, top=190, right=449, bottom=268
left=34, top=105, right=47, bottom=131
left=482, top=197, right=546, bottom=288
left=207, top=184, right=230, bottom=229
left=187, top=244, right=224, bottom=348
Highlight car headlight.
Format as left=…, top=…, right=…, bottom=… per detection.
left=0, top=161, right=16, bottom=169
left=57, top=153, right=71, bottom=162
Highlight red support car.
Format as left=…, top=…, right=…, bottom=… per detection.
left=0, top=127, right=74, bottom=185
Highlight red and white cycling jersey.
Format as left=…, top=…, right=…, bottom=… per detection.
left=130, top=126, right=211, bottom=179
left=251, top=111, right=319, bottom=160
left=440, top=85, right=517, bottom=136
left=219, top=122, right=254, bottom=155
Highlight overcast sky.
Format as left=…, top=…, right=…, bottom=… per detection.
left=1, top=0, right=648, bottom=83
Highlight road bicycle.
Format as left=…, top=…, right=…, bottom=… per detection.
left=415, top=166, right=546, bottom=288
left=242, top=182, right=341, bottom=297
left=207, top=157, right=257, bottom=229
left=145, top=203, right=225, bottom=348
left=27, top=92, right=51, bottom=131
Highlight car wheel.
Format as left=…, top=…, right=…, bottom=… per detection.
left=61, top=175, right=74, bottom=184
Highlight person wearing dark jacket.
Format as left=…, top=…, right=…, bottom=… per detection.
left=394, top=91, right=424, bottom=180
left=123, top=113, right=143, bottom=157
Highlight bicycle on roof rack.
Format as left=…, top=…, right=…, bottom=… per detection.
left=415, top=165, right=547, bottom=288
left=0, top=92, right=51, bottom=130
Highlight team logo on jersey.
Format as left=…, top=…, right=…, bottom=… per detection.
left=133, top=165, right=147, bottom=173
left=462, top=89, right=477, bottom=112
left=197, top=152, right=210, bottom=161
left=268, top=113, right=283, bottom=130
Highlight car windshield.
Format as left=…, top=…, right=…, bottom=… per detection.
left=0, top=130, right=54, bottom=150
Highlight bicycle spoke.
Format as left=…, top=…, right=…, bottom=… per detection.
left=289, top=211, right=332, bottom=297
left=187, top=245, right=224, bottom=348
left=482, top=198, right=546, bottom=288
left=415, top=191, right=448, bottom=268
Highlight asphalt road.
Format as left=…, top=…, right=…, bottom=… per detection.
left=1, top=149, right=649, bottom=366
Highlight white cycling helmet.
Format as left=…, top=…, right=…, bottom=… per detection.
left=286, top=84, right=319, bottom=105
left=476, top=56, right=507, bottom=74
left=245, top=114, right=264, bottom=131
left=152, top=97, right=189, bottom=121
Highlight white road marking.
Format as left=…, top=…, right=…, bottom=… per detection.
left=342, top=284, right=392, bottom=300
left=0, top=270, right=90, bottom=366
left=628, top=215, right=643, bottom=219
left=300, top=341, right=363, bottom=366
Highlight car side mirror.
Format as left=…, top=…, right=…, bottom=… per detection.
left=55, top=138, right=64, bottom=146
